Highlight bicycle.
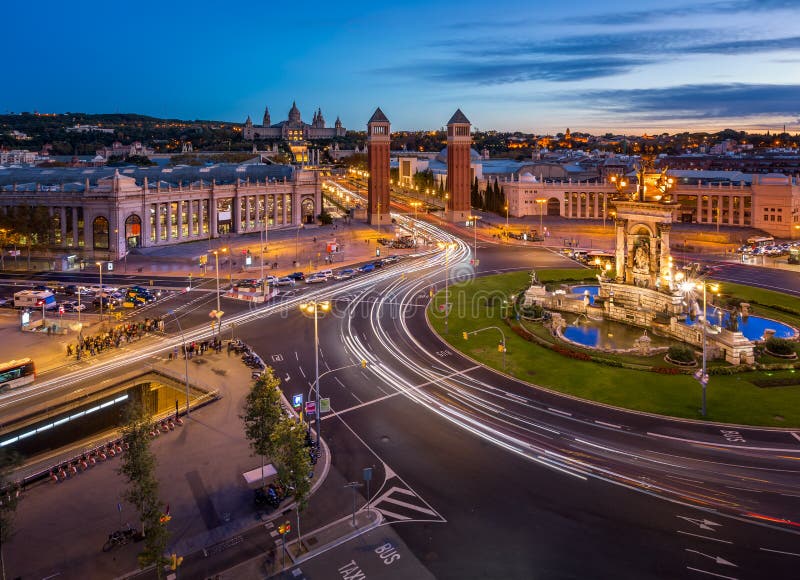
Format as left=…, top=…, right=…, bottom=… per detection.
left=102, top=527, right=136, bottom=552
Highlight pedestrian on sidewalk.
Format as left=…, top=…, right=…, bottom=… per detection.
left=66, top=344, right=73, bottom=357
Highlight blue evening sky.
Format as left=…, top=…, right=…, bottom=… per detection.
left=4, top=0, right=800, bottom=134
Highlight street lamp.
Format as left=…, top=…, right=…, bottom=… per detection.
left=211, top=249, right=226, bottom=335
left=168, top=310, right=191, bottom=417
left=299, top=300, right=330, bottom=447
left=437, top=242, right=457, bottom=333
left=468, top=215, right=480, bottom=272
left=410, top=201, right=421, bottom=246
left=535, top=199, right=546, bottom=238
left=504, top=204, right=509, bottom=237
left=686, top=281, right=719, bottom=417
left=95, top=261, right=104, bottom=321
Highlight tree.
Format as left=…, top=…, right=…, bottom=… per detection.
left=270, top=417, right=313, bottom=548
left=317, top=208, right=333, bottom=225
left=0, top=451, right=21, bottom=580
left=470, top=176, right=481, bottom=209
left=241, top=369, right=284, bottom=484
left=118, top=402, right=169, bottom=577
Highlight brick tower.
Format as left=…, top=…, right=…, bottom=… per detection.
left=446, top=109, right=472, bottom=222
left=367, top=108, right=391, bottom=227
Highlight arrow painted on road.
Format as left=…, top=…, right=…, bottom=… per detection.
left=686, top=549, right=737, bottom=567
left=677, top=515, right=723, bottom=532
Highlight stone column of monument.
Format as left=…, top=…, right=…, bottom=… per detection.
left=614, top=218, right=627, bottom=282
left=658, top=223, right=672, bottom=279
left=446, top=109, right=472, bottom=222
left=367, top=108, right=391, bottom=226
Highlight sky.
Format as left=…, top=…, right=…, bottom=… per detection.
left=4, top=0, right=800, bottom=134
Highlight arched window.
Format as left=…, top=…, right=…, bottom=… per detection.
left=125, top=214, right=142, bottom=248
left=93, top=216, right=109, bottom=250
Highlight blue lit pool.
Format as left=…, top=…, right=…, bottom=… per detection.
left=561, top=318, right=674, bottom=350
left=683, top=307, right=796, bottom=341
left=569, top=285, right=600, bottom=305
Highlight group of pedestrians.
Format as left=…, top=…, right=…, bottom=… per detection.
left=66, top=318, right=164, bottom=360
left=169, top=337, right=223, bottom=360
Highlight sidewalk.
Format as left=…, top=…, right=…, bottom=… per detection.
left=121, top=219, right=416, bottom=281
left=217, top=509, right=382, bottom=579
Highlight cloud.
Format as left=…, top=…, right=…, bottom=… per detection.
left=580, top=83, right=800, bottom=119
left=570, top=0, right=799, bottom=26
left=381, top=57, right=645, bottom=85
left=687, top=36, right=800, bottom=54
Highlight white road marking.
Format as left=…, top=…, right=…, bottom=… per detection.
left=685, top=567, right=738, bottom=580
left=648, top=431, right=800, bottom=453
left=381, top=496, right=438, bottom=517
left=759, top=547, right=800, bottom=557
left=677, top=516, right=722, bottom=532
left=791, top=432, right=800, bottom=443
left=548, top=407, right=572, bottom=417
left=594, top=420, right=623, bottom=429
left=677, top=531, right=732, bottom=544
left=294, top=351, right=299, bottom=361
left=685, top=549, right=737, bottom=567
left=298, top=367, right=306, bottom=378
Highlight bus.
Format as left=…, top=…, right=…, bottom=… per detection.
left=744, top=236, right=775, bottom=251
left=0, top=358, right=36, bottom=391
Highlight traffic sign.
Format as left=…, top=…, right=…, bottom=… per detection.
left=320, top=398, right=330, bottom=413
left=292, top=394, right=303, bottom=408
left=305, top=401, right=316, bottom=416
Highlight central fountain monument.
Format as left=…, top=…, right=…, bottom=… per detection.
left=525, top=158, right=759, bottom=365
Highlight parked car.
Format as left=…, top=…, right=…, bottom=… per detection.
left=372, top=261, right=384, bottom=268
left=358, top=263, right=375, bottom=273
left=305, top=274, right=327, bottom=284
left=64, top=285, right=78, bottom=296
left=0, top=297, right=12, bottom=308
left=62, top=301, right=86, bottom=312
left=334, top=269, right=355, bottom=280
left=382, top=255, right=399, bottom=264
left=265, top=276, right=279, bottom=285
left=276, top=277, right=295, bottom=286
left=287, top=272, right=305, bottom=281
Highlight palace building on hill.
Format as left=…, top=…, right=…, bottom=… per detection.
left=243, top=101, right=345, bottom=142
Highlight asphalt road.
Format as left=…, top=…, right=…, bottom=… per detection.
left=3, top=221, right=800, bottom=579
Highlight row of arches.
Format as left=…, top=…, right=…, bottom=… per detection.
left=91, top=215, right=142, bottom=250
left=91, top=198, right=315, bottom=250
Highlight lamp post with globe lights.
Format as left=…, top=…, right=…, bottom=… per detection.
left=299, top=300, right=330, bottom=446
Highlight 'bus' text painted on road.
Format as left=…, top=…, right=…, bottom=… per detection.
left=375, top=542, right=401, bottom=565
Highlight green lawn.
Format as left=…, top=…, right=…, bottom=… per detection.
left=430, top=273, right=800, bottom=427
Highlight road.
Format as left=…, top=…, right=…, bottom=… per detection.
left=2, top=215, right=799, bottom=579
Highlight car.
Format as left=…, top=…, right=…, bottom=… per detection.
left=276, top=277, right=295, bottom=286
left=287, top=272, right=305, bottom=281
left=0, top=297, right=11, bottom=308
left=265, top=276, right=279, bottom=285
left=33, top=285, right=50, bottom=292
left=334, top=269, right=355, bottom=280
left=317, top=269, right=334, bottom=279
left=62, top=301, right=86, bottom=312
left=305, top=274, right=327, bottom=284
left=358, top=263, right=375, bottom=273
left=46, top=282, right=66, bottom=293
left=372, top=260, right=384, bottom=268
left=382, top=255, right=399, bottom=264
left=64, top=285, right=78, bottom=296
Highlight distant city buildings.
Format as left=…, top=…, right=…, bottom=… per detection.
left=66, top=124, right=115, bottom=134
left=243, top=101, right=345, bottom=141
left=0, top=149, right=36, bottom=166
left=96, top=141, right=154, bottom=160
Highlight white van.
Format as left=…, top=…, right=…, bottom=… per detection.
left=318, top=269, right=333, bottom=279
left=14, top=290, right=57, bottom=310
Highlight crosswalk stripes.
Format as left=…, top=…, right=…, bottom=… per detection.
left=369, top=474, right=446, bottom=524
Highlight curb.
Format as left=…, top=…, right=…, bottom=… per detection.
left=423, top=292, right=800, bottom=434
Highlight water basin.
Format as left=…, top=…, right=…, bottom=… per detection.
left=683, top=307, right=796, bottom=341
left=562, top=317, right=674, bottom=350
